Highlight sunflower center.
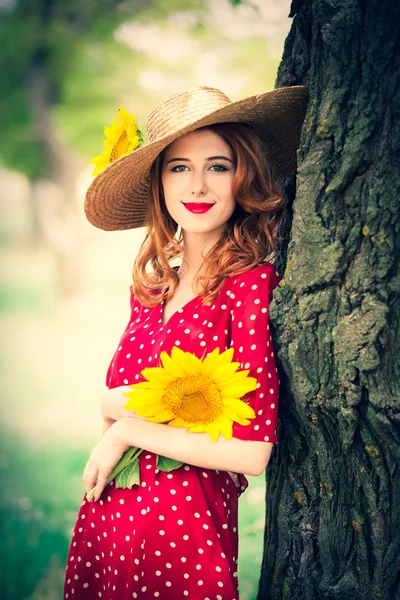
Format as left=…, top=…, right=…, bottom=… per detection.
left=163, top=375, right=223, bottom=424
left=110, top=131, right=130, bottom=163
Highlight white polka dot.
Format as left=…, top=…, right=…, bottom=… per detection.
left=198, top=580, right=204, bottom=586
left=166, top=582, right=172, bottom=587
left=159, top=530, right=165, bottom=536
left=251, top=284, right=258, bottom=290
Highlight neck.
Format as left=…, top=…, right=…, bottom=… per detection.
left=178, top=229, right=223, bottom=281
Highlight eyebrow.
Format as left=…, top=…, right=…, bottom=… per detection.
left=165, top=155, right=234, bottom=165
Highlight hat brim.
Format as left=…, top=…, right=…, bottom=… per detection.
left=84, top=85, right=308, bottom=231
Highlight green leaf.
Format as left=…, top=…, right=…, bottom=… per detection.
left=156, top=455, right=184, bottom=472
left=115, top=460, right=140, bottom=489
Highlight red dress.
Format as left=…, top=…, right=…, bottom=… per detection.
left=63, top=262, right=281, bottom=599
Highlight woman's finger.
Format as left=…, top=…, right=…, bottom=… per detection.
left=94, top=472, right=108, bottom=502
left=83, top=462, right=98, bottom=494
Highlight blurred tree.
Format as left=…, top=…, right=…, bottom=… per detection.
left=259, top=1, right=400, bottom=599
left=0, top=0, right=156, bottom=296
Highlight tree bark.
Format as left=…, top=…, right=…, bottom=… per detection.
left=259, top=1, right=400, bottom=599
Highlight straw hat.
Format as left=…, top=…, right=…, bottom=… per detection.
left=85, top=85, right=308, bottom=231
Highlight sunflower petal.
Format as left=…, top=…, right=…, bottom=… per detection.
left=160, top=349, right=187, bottom=378
left=141, top=367, right=174, bottom=385
left=222, top=397, right=256, bottom=417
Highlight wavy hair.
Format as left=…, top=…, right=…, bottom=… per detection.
left=132, top=122, right=287, bottom=307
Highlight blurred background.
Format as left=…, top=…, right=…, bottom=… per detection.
left=0, top=0, right=291, bottom=597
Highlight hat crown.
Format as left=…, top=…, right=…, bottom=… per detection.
left=145, top=87, right=232, bottom=143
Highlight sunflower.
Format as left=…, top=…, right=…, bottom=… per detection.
left=123, top=346, right=257, bottom=442
left=90, top=106, right=143, bottom=176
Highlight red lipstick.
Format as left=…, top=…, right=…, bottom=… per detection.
left=183, top=203, right=214, bottom=214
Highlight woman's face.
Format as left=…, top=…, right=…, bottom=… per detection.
left=161, top=129, right=236, bottom=238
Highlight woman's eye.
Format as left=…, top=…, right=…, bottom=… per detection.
left=210, top=164, right=229, bottom=172
left=170, top=165, right=189, bottom=172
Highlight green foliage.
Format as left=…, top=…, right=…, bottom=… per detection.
left=137, top=0, right=208, bottom=22
left=0, top=0, right=137, bottom=179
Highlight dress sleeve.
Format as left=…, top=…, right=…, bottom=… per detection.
left=229, top=264, right=281, bottom=443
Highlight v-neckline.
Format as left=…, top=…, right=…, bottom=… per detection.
left=160, top=295, right=200, bottom=329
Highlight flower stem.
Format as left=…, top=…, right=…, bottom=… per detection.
left=86, top=446, right=144, bottom=501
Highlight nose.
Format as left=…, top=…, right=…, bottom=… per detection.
left=190, top=171, right=207, bottom=197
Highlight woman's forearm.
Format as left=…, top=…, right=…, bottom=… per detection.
left=113, top=417, right=273, bottom=477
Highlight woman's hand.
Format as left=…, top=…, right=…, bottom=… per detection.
left=82, top=421, right=131, bottom=501
left=101, top=385, right=139, bottom=423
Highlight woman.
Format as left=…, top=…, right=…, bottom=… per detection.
left=64, top=85, right=308, bottom=599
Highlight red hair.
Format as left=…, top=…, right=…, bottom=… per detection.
left=132, top=123, right=287, bottom=306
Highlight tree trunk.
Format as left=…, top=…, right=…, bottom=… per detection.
left=259, top=1, right=400, bottom=599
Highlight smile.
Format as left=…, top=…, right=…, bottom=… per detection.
left=183, top=203, right=214, bottom=214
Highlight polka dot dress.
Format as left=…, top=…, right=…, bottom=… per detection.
left=63, top=262, right=281, bottom=599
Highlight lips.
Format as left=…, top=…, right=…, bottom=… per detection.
left=183, top=203, right=214, bottom=214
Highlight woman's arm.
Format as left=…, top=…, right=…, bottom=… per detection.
left=83, top=416, right=273, bottom=501
left=115, top=417, right=273, bottom=477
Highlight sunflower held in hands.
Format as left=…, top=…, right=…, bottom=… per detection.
left=87, top=346, right=257, bottom=499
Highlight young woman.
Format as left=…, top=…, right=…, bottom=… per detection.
left=63, top=85, right=308, bottom=599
